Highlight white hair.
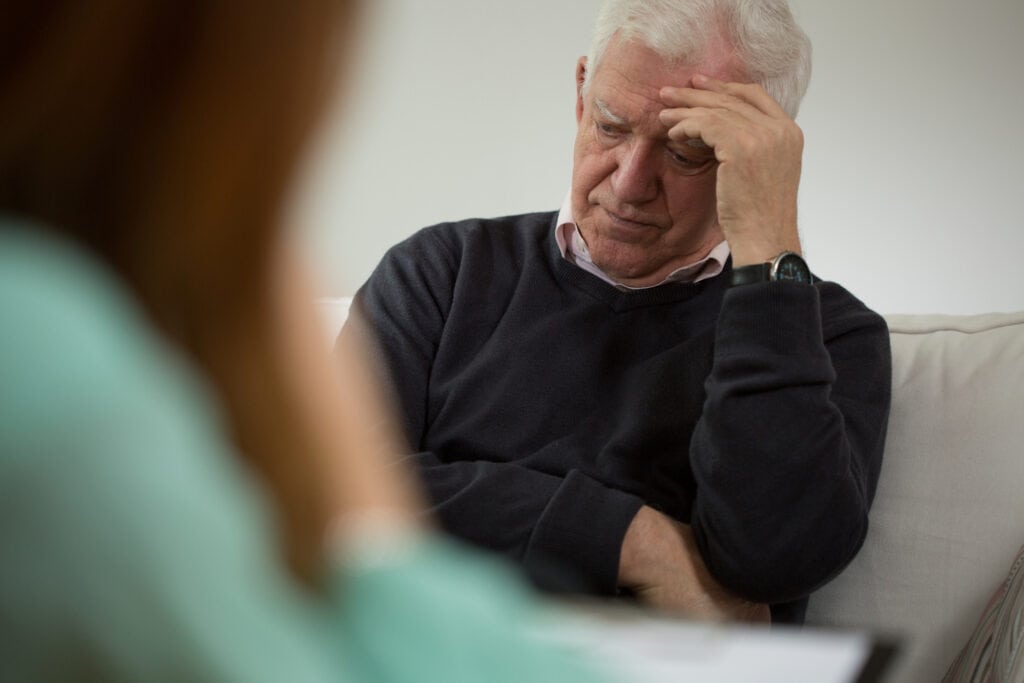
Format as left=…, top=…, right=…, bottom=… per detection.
left=583, top=0, right=812, bottom=118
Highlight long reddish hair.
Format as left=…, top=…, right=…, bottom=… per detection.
left=0, top=1, right=358, bottom=584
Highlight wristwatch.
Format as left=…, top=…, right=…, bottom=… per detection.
left=731, top=251, right=814, bottom=287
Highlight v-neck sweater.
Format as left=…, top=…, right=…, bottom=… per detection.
left=351, top=211, right=892, bottom=623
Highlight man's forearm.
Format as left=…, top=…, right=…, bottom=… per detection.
left=410, top=453, right=643, bottom=594
left=619, top=505, right=769, bottom=622
left=689, top=283, right=891, bottom=603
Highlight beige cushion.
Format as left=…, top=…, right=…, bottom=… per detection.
left=805, top=312, right=1024, bottom=683
left=319, top=297, right=352, bottom=346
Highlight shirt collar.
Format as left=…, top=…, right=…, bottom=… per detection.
left=555, top=193, right=730, bottom=290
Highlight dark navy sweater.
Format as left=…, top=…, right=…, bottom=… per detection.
left=350, top=211, right=891, bottom=623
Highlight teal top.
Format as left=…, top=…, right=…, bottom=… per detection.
left=0, top=223, right=607, bottom=682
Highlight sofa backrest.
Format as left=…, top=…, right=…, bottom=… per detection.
left=805, top=312, right=1024, bottom=682
left=319, top=297, right=352, bottom=347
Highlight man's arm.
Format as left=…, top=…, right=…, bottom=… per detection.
left=647, top=77, right=891, bottom=605
left=615, top=287, right=889, bottom=612
left=619, top=505, right=770, bottom=622
left=343, top=225, right=645, bottom=594
left=690, top=282, right=891, bottom=603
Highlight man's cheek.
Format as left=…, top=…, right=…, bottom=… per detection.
left=578, top=155, right=614, bottom=190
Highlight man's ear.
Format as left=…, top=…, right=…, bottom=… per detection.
left=575, top=56, right=587, bottom=124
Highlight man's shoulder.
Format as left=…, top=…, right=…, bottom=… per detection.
left=379, top=210, right=558, bottom=278
left=363, top=210, right=560, bottom=301
left=408, top=210, right=558, bottom=250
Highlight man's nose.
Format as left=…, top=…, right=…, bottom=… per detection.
left=611, top=141, right=659, bottom=204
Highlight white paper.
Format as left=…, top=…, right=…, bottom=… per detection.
left=539, top=606, right=874, bottom=683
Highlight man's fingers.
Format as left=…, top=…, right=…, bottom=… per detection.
left=658, top=106, right=753, bottom=159
left=659, top=88, right=803, bottom=166
left=660, top=87, right=764, bottom=124
left=692, top=74, right=789, bottom=117
left=660, top=75, right=788, bottom=120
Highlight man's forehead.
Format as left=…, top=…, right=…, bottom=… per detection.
left=592, top=35, right=748, bottom=90
left=586, top=61, right=679, bottom=123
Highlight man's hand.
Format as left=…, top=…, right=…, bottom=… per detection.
left=658, top=75, right=804, bottom=267
left=619, top=506, right=770, bottom=623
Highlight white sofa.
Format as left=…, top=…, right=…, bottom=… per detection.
left=805, top=311, right=1024, bottom=682
left=321, top=300, right=1024, bottom=682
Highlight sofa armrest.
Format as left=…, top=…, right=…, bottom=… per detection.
left=805, top=311, right=1024, bottom=683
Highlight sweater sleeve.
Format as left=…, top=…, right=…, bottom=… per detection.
left=404, top=451, right=644, bottom=592
left=688, top=280, right=892, bottom=604
left=348, top=226, right=643, bottom=593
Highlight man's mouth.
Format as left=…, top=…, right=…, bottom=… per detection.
left=604, top=207, right=659, bottom=231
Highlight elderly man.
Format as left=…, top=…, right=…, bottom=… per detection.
left=345, top=0, right=890, bottom=625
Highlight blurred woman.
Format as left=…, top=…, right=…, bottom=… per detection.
left=0, top=2, right=607, bottom=680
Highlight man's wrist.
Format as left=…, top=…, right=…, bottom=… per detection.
left=728, top=241, right=801, bottom=268
left=732, top=251, right=813, bottom=287
left=618, top=505, right=679, bottom=589
left=618, top=506, right=654, bottom=588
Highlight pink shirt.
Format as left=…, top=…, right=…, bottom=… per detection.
left=554, top=194, right=730, bottom=290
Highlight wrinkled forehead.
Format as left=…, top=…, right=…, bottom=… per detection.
left=591, top=33, right=749, bottom=91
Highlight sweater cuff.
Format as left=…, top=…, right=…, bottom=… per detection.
left=524, top=470, right=644, bottom=594
left=718, top=281, right=826, bottom=357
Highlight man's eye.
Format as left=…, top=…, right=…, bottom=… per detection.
left=670, top=151, right=698, bottom=165
left=596, top=122, right=621, bottom=137
left=669, top=149, right=714, bottom=170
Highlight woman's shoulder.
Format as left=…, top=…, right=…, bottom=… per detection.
left=0, top=223, right=302, bottom=679
left=0, top=220, right=252, bottom=515
left=0, top=222, right=218, bottom=441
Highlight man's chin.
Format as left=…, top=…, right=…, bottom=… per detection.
left=590, top=249, right=662, bottom=285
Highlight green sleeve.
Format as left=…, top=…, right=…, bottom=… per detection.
left=0, top=227, right=608, bottom=683
left=334, top=536, right=607, bottom=682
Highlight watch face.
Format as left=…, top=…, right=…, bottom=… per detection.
left=772, top=253, right=812, bottom=283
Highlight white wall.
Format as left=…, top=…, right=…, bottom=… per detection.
left=295, top=0, right=1024, bottom=315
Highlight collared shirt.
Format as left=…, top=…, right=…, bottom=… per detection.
left=554, top=193, right=730, bottom=290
